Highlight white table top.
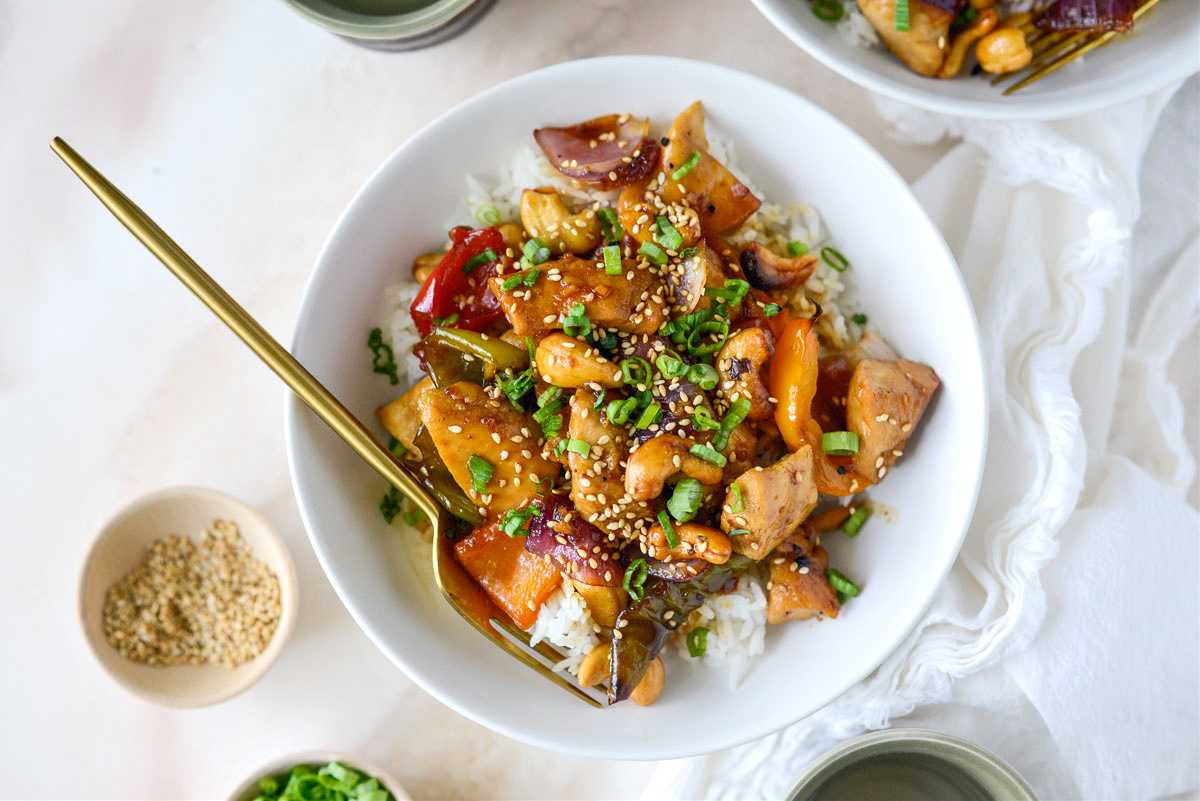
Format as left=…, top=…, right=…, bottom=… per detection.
left=1, top=0, right=1187, bottom=798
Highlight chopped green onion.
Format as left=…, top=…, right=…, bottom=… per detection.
left=525, top=336, right=536, bottom=363
left=711, top=301, right=729, bottom=319
left=541, top=415, right=563, bottom=437
left=686, top=626, right=709, bottom=657
left=536, top=385, right=563, bottom=409
left=522, top=238, right=551, bottom=265
left=620, top=356, right=653, bottom=388
left=367, top=327, right=400, bottom=385
left=635, top=401, right=661, bottom=429
left=475, top=204, right=500, bottom=225
left=467, top=454, right=493, bottom=494
left=728, top=528, right=749, bottom=537
left=667, top=478, right=703, bottom=523
left=787, top=240, right=809, bottom=257
left=687, top=362, right=720, bottom=390
left=522, top=268, right=540, bottom=287
left=763, top=303, right=782, bottom=317
left=501, top=505, right=537, bottom=537
left=536, top=476, right=555, bottom=495
left=827, top=568, right=860, bottom=597
left=565, top=438, right=592, bottom=458
left=852, top=313, right=868, bottom=325
left=705, top=278, right=750, bottom=305
left=821, top=430, right=860, bottom=455
left=606, top=397, right=638, bottom=425
left=657, top=510, right=679, bottom=548
left=842, top=507, right=870, bottom=537
left=679, top=246, right=699, bottom=259
left=602, top=244, right=622, bottom=275
left=812, top=0, right=844, bottom=21
left=592, top=329, right=619, bottom=351
left=400, top=505, right=425, bottom=527
left=691, top=407, right=721, bottom=431
left=500, top=274, right=522, bottom=291
left=387, top=437, right=408, bottom=459
left=431, top=313, right=460, bottom=328
left=655, top=351, right=688, bottom=379
left=593, top=388, right=607, bottom=412
left=821, top=246, right=850, bottom=272
left=729, top=482, right=744, bottom=514
left=379, top=487, right=403, bottom=524
left=639, top=240, right=668, bottom=265
left=689, top=443, right=727, bottom=467
left=686, top=321, right=730, bottom=356
left=497, top=368, right=535, bottom=409
left=894, top=0, right=910, bottom=31
left=712, top=397, right=752, bottom=451
left=598, top=207, right=623, bottom=242
left=670, top=151, right=702, bottom=181
left=623, top=558, right=649, bottom=601
left=462, top=248, right=497, bottom=275
left=563, top=302, right=592, bottom=338
left=654, top=216, right=684, bottom=251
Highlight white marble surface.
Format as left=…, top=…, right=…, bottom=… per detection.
left=0, top=1, right=1191, bottom=799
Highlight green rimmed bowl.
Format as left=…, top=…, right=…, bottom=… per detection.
left=787, top=729, right=1038, bottom=801
left=278, top=0, right=496, bottom=51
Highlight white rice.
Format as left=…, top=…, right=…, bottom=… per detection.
left=527, top=581, right=599, bottom=675
left=378, top=120, right=864, bottom=676
left=677, top=573, right=769, bottom=689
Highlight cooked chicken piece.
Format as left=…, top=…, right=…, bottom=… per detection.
left=720, top=445, right=818, bottom=560
left=847, top=358, right=939, bottom=483
left=723, top=421, right=759, bottom=482
left=766, top=529, right=840, bottom=624
left=661, top=102, right=761, bottom=234
left=488, top=256, right=666, bottom=337
left=417, top=381, right=561, bottom=519
left=857, top=0, right=955, bottom=76
left=567, top=388, right=652, bottom=530
left=570, top=579, right=627, bottom=629
left=376, top=377, right=432, bottom=459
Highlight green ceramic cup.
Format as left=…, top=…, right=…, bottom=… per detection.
left=278, top=0, right=496, bottom=51
left=787, top=729, right=1039, bottom=801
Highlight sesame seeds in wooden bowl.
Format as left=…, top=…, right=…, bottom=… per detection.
left=78, top=487, right=298, bottom=708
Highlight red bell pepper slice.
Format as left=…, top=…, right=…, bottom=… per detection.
left=410, top=225, right=507, bottom=337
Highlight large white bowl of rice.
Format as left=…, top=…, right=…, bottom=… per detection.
left=751, top=0, right=1199, bottom=120
left=285, top=55, right=987, bottom=759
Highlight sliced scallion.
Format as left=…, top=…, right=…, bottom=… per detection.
left=787, top=240, right=809, bottom=258
left=842, top=507, right=869, bottom=537
left=821, top=245, right=850, bottom=272
left=686, top=321, right=730, bottom=356
left=623, top=558, right=649, bottom=601
left=687, top=362, right=720, bottom=390
left=598, top=207, right=623, bottom=242
left=657, top=510, right=679, bottom=548
left=475, top=204, right=500, bottom=225
left=466, top=454, right=493, bottom=494
left=639, top=240, right=668, bottom=266
left=500, top=274, right=522, bottom=291
left=462, top=248, right=497, bottom=275
left=821, top=430, right=860, bottom=455
left=689, top=443, right=727, bottom=467
left=894, top=0, right=910, bottom=31
left=729, top=482, right=744, bottom=514
left=602, top=244, right=622, bottom=275
left=635, top=401, right=661, bottom=429
left=827, top=568, right=861, bottom=597
left=667, top=478, right=703, bottom=523
left=670, top=151, right=702, bottom=181
left=522, top=237, right=551, bottom=266
left=763, top=303, right=782, bottom=317
left=565, top=438, right=592, bottom=458
left=655, top=216, right=684, bottom=251
left=691, top=407, right=720, bottom=431
left=686, top=626, right=709, bottom=657
left=812, top=0, right=844, bottom=21
left=563, top=303, right=591, bottom=338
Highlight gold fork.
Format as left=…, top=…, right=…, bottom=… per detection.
left=992, top=0, right=1160, bottom=94
left=51, top=137, right=604, bottom=707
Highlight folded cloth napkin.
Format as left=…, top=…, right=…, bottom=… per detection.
left=643, top=80, right=1199, bottom=801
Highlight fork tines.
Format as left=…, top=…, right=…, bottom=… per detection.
left=992, top=0, right=1161, bottom=94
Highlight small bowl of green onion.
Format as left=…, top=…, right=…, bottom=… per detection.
left=228, top=752, right=409, bottom=801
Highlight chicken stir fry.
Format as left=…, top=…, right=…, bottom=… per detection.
left=815, top=0, right=1139, bottom=79
left=373, top=103, right=939, bottom=706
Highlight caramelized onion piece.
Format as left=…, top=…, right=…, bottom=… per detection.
left=525, top=493, right=622, bottom=586
left=739, top=243, right=818, bottom=291
left=534, top=114, right=662, bottom=190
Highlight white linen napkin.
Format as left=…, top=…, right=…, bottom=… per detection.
left=643, top=80, right=1199, bottom=801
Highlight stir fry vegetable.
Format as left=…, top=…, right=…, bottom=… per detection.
left=373, top=102, right=942, bottom=707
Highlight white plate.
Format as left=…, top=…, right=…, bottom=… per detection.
left=285, top=55, right=987, bottom=760
left=751, top=0, right=1200, bottom=120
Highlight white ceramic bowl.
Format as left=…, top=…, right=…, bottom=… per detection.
left=751, top=0, right=1199, bottom=120
left=285, top=55, right=987, bottom=759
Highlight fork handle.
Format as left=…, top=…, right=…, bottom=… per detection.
left=50, top=137, right=439, bottom=521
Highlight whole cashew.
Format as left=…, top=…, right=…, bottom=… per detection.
left=643, top=522, right=732, bottom=565
left=937, top=8, right=998, bottom=79
left=497, top=223, right=526, bottom=256
left=535, top=333, right=624, bottom=388
left=717, top=328, right=775, bottom=420
left=630, top=656, right=665, bottom=706
left=412, top=252, right=443, bottom=284
left=576, top=643, right=665, bottom=706
left=624, top=435, right=724, bottom=501
left=976, top=28, right=1032, bottom=74
left=520, top=187, right=602, bottom=255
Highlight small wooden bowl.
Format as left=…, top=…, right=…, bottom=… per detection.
left=227, top=751, right=410, bottom=801
left=78, top=486, right=298, bottom=708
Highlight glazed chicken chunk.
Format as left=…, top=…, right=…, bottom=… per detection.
left=857, top=0, right=956, bottom=76
left=766, top=527, right=840, bottom=624
left=720, top=445, right=818, bottom=560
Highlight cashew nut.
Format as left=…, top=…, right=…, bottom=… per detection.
left=617, top=182, right=657, bottom=245
left=577, top=641, right=612, bottom=688
left=739, top=242, right=818, bottom=291
left=937, top=8, right=998, bottom=79
left=717, top=328, right=775, bottom=420
left=520, top=187, right=602, bottom=255
left=412, top=252, right=443, bottom=284
left=976, top=28, right=1032, bottom=74
left=643, top=522, right=732, bottom=565
left=631, top=656, right=665, bottom=706
left=497, top=223, right=525, bottom=256
left=625, top=435, right=724, bottom=501
left=535, top=333, right=624, bottom=389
